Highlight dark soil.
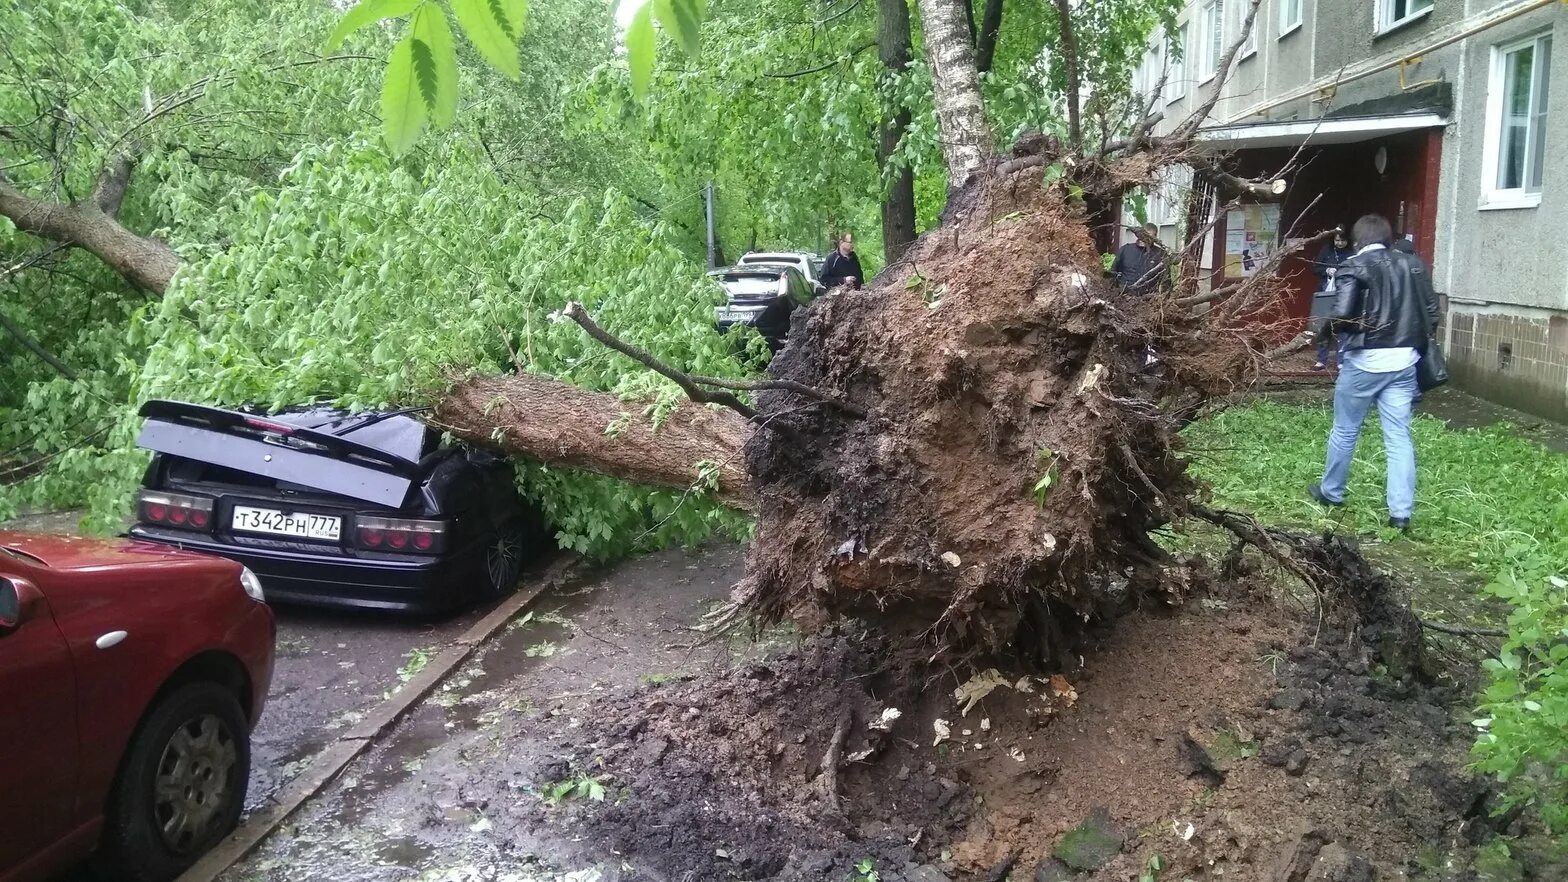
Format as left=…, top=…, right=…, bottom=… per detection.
left=224, top=542, right=1533, bottom=882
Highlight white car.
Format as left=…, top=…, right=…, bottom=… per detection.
left=737, top=251, right=825, bottom=293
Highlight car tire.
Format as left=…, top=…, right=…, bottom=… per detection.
left=481, top=522, right=528, bottom=599
left=95, top=682, right=250, bottom=882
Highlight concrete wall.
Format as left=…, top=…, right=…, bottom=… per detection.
left=1133, top=0, right=1568, bottom=420
left=1440, top=3, right=1568, bottom=419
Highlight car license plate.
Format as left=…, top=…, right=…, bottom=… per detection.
left=231, top=506, right=341, bottom=541
left=716, top=307, right=760, bottom=323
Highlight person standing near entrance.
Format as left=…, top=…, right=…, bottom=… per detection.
left=819, top=232, right=864, bottom=291
left=1311, top=227, right=1356, bottom=370
left=1111, top=223, right=1167, bottom=296
left=1308, top=214, right=1440, bottom=531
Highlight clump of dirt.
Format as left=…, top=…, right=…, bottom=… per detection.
left=548, top=576, right=1496, bottom=881
left=731, top=145, right=1270, bottom=661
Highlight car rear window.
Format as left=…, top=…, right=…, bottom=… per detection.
left=165, top=457, right=321, bottom=495
left=717, top=274, right=784, bottom=298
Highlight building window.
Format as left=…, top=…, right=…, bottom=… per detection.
left=1482, top=32, right=1553, bottom=208
left=1143, top=42, right=1166, bottom=111
left=1280, top=0, right=1303, bottom=37
left=1165, top=24, right=1188, bottom=101
left=1198, top=1, right=1223, bottom=82
left=1376, top=0, right=1433, bottom=35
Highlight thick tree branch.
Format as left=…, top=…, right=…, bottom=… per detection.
left=92, top=151, right=136, bottom=215
left=1170, top=0, right=1262, bottom=144
left=974, top=0, right=1003, bottom=74
left=0, top=168, right=178, bottom=293
left=561, top=302, right=759, bottom=421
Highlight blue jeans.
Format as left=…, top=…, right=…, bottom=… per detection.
left=1319, top=363, right=1418, bottom=519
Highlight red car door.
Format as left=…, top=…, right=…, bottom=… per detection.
left=0, top=573, right=81, bottom=877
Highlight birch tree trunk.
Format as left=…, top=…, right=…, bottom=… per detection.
left=914, top=0, right=990, bottom=189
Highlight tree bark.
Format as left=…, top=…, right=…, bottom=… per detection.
left=974, top=0, right=1003, bottom=74
left=1050, top=0, right=1082, bottom=149
left=433, top=372, right=755, bottom=510
left=878, top=0, right=918, bottom=263
left=915, top=0, right=990, bottom=189
left=0, top=168, right=178, bottom=294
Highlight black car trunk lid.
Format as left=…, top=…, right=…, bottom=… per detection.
left=135, top=400, right=428, bottom=508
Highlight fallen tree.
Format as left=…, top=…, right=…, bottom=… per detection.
left=431, top=0, right=1418, bottom=662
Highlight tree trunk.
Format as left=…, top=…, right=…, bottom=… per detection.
left=433, top=372, right=755, bottom=510
left=878, top=0, right=918, bottom=263
left=915, top=0, right=990, bottom=189
left=974, top=0, right=1003, bottom=74
left=0, top=173, right=179, bottom=294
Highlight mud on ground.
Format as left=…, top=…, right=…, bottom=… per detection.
left=227, top=542, right=1515, bottom=882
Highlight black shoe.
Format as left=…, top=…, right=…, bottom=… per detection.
left=1388, top=517, right=1411, bottom=532
left=1308, top=483, right=1343, bottom=507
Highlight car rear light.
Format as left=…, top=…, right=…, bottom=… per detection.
left=354, top=516, right=447, bottom=555
left=138, top=491, right=215, bottom=532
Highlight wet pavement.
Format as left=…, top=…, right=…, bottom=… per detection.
left=220, top=543, right=752, bottom=882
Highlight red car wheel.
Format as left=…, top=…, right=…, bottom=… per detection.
left=96, top=682, right=250, bottom=881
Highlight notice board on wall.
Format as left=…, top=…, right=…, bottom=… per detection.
left=1223, top=204, right=1281, bottom=278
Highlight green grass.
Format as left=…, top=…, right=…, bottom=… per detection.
left=1185, top=400, right=1568, bottom=576
left=1186, top=399, right=1568, bottom=834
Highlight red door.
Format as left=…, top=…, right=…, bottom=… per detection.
left=0, top=574, right=81, bottom=876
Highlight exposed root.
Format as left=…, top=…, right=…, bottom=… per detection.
left=817, top=709, right=853, bottom=810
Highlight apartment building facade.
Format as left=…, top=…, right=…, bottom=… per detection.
left=1129, top=0, right=1567, bottom=420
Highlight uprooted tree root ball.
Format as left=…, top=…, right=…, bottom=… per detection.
left=437, top=141, right=1300, bottom=661
left=730, top=156, right=1265, bottom=658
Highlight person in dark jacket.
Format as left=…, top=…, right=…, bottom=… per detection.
left=1110, top=223, right=1167, bottom=296
left=1311, top=227, right=1356, bottom=370
left=1308, top=214, right=1440, bottom=531
left=819, top=232, right=864, bottom=291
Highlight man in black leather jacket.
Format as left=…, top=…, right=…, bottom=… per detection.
left=1308, top=214, right=1440, bottom=531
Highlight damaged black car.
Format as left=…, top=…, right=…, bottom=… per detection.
left=127, top=400, right=551, bottom=614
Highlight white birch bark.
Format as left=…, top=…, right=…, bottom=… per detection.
left=914, top=0, right=990, bottom=188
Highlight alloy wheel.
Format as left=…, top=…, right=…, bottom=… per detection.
left=152, top=713, right=238, bottom=854
left=487, top=531, right=523, bottom=591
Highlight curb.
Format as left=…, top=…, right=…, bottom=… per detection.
left=174, top=554, right=582, bottom=882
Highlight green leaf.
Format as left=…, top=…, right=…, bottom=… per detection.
left=324, top=0, right=421, bottom=53
left=380, top=34, right=428, bottom=155
left=497, top=0, right=528, bottom=35
left=624, top=2, right=654, bottom=97
left=411, top=5, right=458, bottom=126
left=653, top=0, right=702, bottom=57
left=452, top=0, right=520, bottom=78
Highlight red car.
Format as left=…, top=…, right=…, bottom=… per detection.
left=0, top=532, right=274, bottom=882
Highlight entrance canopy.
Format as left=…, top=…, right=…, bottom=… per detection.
left=1196, top=112, right=1448, bottom=150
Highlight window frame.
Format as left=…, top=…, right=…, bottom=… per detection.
left=1239, top=0, right=1259, bottom=59
left=1279, top=0, right=1303, bottom=39
left=1374, top=0, right=1434, bottom=37
left=1480, top=31, right=1554, bottom=211
left=1165, top=23, right=1188, bottom=102
left=1197, top=0, right=1223, bottom=84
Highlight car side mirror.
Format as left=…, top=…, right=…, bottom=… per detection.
left=0, top=578, right=20, bottom=631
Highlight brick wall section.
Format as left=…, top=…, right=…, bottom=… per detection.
left=1447, top=309, right=1568, bottom=422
